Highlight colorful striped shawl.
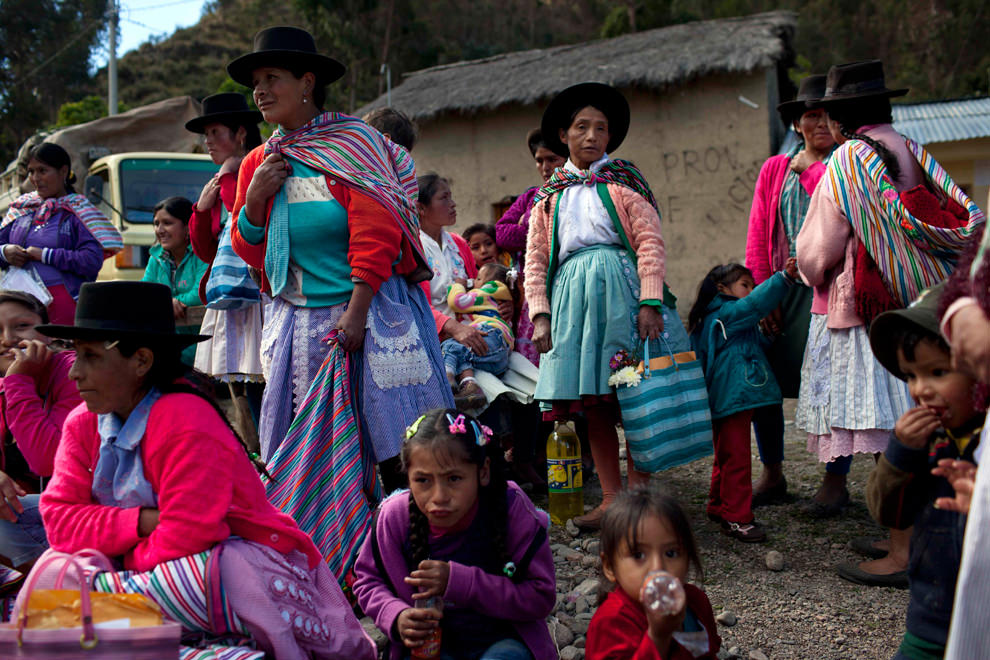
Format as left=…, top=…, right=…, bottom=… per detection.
left=3, top=192, right=123, bottom=257
left=533, top=158, right=659, bottom=211
left=826, top=136, right=985, bottom=306
left=263, top=112, right=428, bottom=297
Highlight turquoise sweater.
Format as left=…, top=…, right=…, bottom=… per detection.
left=142, top=243, right=209, bottom=366
left=690, top=272, right=795, bottom=420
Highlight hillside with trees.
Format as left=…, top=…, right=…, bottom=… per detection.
left=1, top=0, right=987, bottom=165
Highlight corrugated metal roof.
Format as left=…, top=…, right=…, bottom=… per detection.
left=892, top=97, right=990, bottom=144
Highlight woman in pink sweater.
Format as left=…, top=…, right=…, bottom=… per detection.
left=524, top=83, right=685, bottom=530
left=744, top=75, right=833, bottom=505
left=796, top=61, right=984, bottom=586
left=37, top=280, right=374, bottom=660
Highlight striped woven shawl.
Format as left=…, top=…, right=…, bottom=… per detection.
left=3, top=192, right=123, bottom=257
left=534, top=158, right=659, bottom=211
left=264, top=112, right=429, bottom=289
left=827, top=136, right=985, bottom=306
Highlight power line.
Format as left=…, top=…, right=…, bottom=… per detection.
left=125, top=0, right=203, bottom=12
left=12, top=18, right=104, bottom=87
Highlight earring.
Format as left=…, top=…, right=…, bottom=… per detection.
left=302, top=96, right=308, bottom=104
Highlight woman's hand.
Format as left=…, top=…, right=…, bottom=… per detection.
left=336, top=307, right=367, bottom=353
left=446, top=321, right=489, bottom=355
left=933, top=459, right=978, bottom=514
left=497, top=299, right=515, bottom=325
left=244, top=153, right=289, bottom=226
left=138, top=507, right=160, bottom=537
left=532, top=315, right=552, bottom=353
left=789, top=149, right=820, bottom=174
left=25, top=247, right=43, bottom=261
left=894, top=407, right=940, bottom=449
left=7, top=340, right=51, bottom=379
left=638, top=305, right=664, bottom=340
left=2, top=245, right=30, bottom=268
left=197, top=175, right=221, bottom=211
left=784, top=256, right=799, bottom=280
left=172, top=298, right=187, bottom=321
left=396, top=607, right=441, bottom=649
left=949, top=304, right=990, bottom=384
left=404, top=560, right=451, bottom=599
left=0, top=471, right=26, bottom=522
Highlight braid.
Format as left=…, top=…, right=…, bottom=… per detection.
left=481, top=474, right=513, bottom=575
left=158, top=380, right=273, bottom=481
left=407, top=493, right=431, bottom=566
left=840, top=126, right=903, bottom=183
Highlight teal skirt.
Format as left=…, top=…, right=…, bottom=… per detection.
left=534, top=245, right=689, bottom=402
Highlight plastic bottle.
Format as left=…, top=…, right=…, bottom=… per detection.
left=546, top=420, right=583, bottom=525
left=639, top=570, right=686, bottom=616
left=410, top=596, right=443, bottom=659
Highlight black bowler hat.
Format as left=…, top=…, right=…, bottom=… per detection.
left=541, top=82, right=630, bottom=158
left=820, top=60, right=908, bottom=104
left=37, top=281, right=210, bottom=348
left=227, top=26, right=345, bottom=89
left=185, top=93, right=262, bottom=134
left=776, top=74, right=828, bottom=124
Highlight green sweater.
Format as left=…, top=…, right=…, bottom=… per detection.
left=142, top=243, right=209, bottom=366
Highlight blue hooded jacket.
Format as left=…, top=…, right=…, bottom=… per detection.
left=690, top=271, right=795, bottom=420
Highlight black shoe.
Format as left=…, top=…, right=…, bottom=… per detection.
left=752, top=477, right=789, bottom=508
left=835, top=562, right=908, bottom=589
left=849, top=536, right=889, bottom=559
left=721, top=519, right=767, bottom=543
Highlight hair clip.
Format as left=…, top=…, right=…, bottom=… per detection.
left=475, top=423, right=493, bottom=447
left=447, top=413, right=467, bottom=435
left=506, top=268, right=519, bottom=289
left=406, top=414, right=427, bottom=439
left=103, top=339, right=120, bottom=350
left=502, top=561, right=516, bottom=578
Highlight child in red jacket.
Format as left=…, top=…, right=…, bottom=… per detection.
left=587, top=488, right=720, bottom=659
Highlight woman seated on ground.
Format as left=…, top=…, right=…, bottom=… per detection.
left=142, top=197, right=208, bottom=368
left=0, top=143, right=120, bottom=325
left=0, top=291, right=81, bottom=572
left=37, top=280, right=375, bottom=660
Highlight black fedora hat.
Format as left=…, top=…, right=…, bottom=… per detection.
left=37, top=281, right=209, bottom=348
left=541, top=82, right=630, bottom=158
left=821, top=60, right=908, bottom=104
left=227, top=26, right=346, bottom=89
left=185, top=93, right=263, bottom=134
left=776, top=74, right=828, bottom=124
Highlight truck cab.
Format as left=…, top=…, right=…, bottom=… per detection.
left=84, top=152, right=217, bottom=280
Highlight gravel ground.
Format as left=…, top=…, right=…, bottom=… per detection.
left=538, top=399, right=909, bottom=660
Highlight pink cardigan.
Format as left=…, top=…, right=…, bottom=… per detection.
left=745, top=155, right=826, bottom=284
left=0, top=351, right=80, bottom=478
left=524, top=183, right=665, bottom=319
left=41, top=393, right=323, bottom=572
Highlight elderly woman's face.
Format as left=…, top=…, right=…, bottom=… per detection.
left=69, top=340, right=150, bottom=417
left=559, top=106, right=609, bottom=169
left=251, top=66, right=311, bottom=127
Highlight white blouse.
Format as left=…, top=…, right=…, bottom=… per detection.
left=556, top=153, right=622, bottom=263
left=420, top=229, right=468, bottom=316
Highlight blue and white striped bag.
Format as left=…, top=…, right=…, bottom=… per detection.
left=617, top=339, right=713, bottom=472
left=204, top=213, right=261, bottom=310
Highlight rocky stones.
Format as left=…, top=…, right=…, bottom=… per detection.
left=716, top=610, right=738, bottom=626
left=566, top=519, right=580, bottom=537
left=551, top=617, right=575, bottom=647
left=560, top=646, right=584, bottom=660
left=765, top=550, right=785, bottom=572
left=748, top=650, right=769, bottom=660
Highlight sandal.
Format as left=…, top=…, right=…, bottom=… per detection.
left=721, top=519, right=767, bottom=543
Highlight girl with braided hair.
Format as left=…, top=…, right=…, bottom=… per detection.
left=795, top=60, right=984, bottom=586
left=352, top=408, right=556, bottom=660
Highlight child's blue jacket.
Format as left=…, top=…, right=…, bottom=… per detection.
left=690, top=271, right=795, bottom=420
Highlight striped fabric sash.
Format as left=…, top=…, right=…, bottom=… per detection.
left=3, top=192, right=123, bottom=257
left=263, top=112, right=428, bottom=296
left=827, top=136, right=985, bottom=305
left=534, top=158, right=659, bottom=212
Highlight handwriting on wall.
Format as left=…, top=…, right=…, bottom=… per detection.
left=654, top=144, right=763, bottom=226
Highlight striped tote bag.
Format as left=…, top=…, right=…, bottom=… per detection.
left=616, top=339, right=713, bottom=473
left=204, top=214, right=261, bottom=310
left=265, top=331, right=382, bottom=589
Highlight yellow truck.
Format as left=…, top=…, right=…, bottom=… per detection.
left=83, top=152, right=217, bottom=280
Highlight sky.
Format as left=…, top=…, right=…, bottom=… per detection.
left=93, top=0, right=210, bottom=67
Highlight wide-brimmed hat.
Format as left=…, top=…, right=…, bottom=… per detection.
left=820, top=60, right=908, bottom=104
left=776, top=74, right=828, bottom=124
left=227, top=26, right=345, bottom=89
left=869, top=283, right=945, bottom=380
left=37, top=281, right=210, bottom=348
left=540, top=82, right=630, bottom=158
left=185, top=93, right=262, bottom=134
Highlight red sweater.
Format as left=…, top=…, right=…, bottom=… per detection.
left=0, top=351, right=81, bottom=479
left=586, top=585, right=720, bottom=660
left=230, top=145, right=422, bottom=296
left=41, top=393, right=323, bottom=572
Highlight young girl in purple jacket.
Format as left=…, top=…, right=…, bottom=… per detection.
left=353, top=408, right=556, bottom=660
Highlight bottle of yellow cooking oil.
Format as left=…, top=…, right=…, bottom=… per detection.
left=546, top=420, right=583, bottom=525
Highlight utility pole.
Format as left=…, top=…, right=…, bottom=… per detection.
left=108, top=0, right=118, bottom=116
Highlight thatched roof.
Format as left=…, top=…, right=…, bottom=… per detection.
left=358, top=11, right=796, bottom=120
